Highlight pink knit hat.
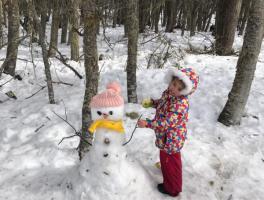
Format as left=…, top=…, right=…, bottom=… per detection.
left=90, top=81, right=124, bottom=108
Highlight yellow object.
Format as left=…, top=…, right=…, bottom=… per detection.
left=142, top=98, right=153, bottom=108
left=155, top=161, right=161, bottom=169
left=88, top=119, right=125, bottom=134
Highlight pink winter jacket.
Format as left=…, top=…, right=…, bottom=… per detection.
left=146, top=89, right=189, bottom=154
left=146, top=67, right=199, bottom=154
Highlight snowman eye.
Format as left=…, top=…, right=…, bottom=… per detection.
left=109, top=111, right=113, bottom=115
left=97, top=111, right=102, bottom=116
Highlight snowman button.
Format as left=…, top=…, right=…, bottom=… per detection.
left=104, top=138, right=110, bottom=144
left=103, top=153, right=109, bottom=157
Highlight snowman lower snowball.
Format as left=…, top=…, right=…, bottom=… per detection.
left=78, top=82, right=152, bottom=199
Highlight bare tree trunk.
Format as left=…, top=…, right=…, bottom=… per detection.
left=139, top=0, right=150, bottom=33
left=162, top=2, right=167, bottom=27
left=177, top=6, right=183, bottom=27
left=67, top=25, right=72, bottom=45
left=117, top=0, right=124, bottom=26
left=205, top=5, right=215, bottom=32
left=151, top=0, right=162, bottom=33
left=181, top=1, right=187, bottom=36
left=27, top=0, right=34, bottom=43
left=60, top=6, right=68, bottom=44
left=196, top=4, right=203, bottom=32
left=0, top=0, right=20, bottom=77
left=0, top=0, right=3, bottom=48
left=121, top=0, right=128, bottom=37
left=112, top=0, right=118, bottom=28
left=3, top=0, right=7, bottom=27
left=189, top=0, right=199, bottom=36
left=165, top=0, right=173, bottom=32
left=215, top=0, right=242, bottom=55
left=31, top=0, right=40, bottom=43
left=126, top=0, right=138, bottom=103
left=69, top=0, right=80, bottom=61
left=48, top=0, right=60, bottom=57
left=238, top=0, right=252, bottom=35
left=218, top=0, right=264, bottom=126
left=79, top=0, right=99, bottom=160
left=40, top=1, right=55, bottom=104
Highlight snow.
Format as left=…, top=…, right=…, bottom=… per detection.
left=0, top=25, right=264, bottom=200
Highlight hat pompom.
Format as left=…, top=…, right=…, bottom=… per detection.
left=106, top=81, right=121, bottom=94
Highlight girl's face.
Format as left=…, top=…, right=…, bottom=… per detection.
left=168, top=78, right=185, bottom=97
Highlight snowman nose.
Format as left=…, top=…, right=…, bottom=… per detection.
left=102, top=113, right=109, bottom=119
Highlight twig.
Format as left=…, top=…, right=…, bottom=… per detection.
left=98, top=61, right=106, bottom=75
left=51, top=46, right=83, bottom=79
left=58, top=131, right=92, bottom=146
left=58, top=134, right=78, bottom=145
left=51, top=81, right=74, bottom=86
left=25, top=85, right=46, bottom=99
left=52, top=111, right=92, bottom=146
left=54, top=55, right=83, bottom=79
left=61, top=99, right=67, bottom=121
left=227, top=194, right=233, bottom=200
left=0, top=35, right=29, bottom=49
left=72, top=26, right=84, bottom=36
left=140, top=32, right=165, bottom=45
left=101, top=23, right=113, bottom=51
left=35, top=124, right=45, bottom=132
left=123, top=114, right=142, bottom=146
left=147, top=42, right=163, bottom=69
left=52, top=110, right=77, bottom=133
left=0, top=77, right=14, bottom=87
left=29, top=43, right=37, bottom=79
left=17, top=57, right=33, bottom=63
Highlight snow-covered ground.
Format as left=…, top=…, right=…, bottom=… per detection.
left=0, top=26, right=264, bottom=200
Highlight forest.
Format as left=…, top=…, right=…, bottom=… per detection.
left=0, top=0, right=263, bottom=200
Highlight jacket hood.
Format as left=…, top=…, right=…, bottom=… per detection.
left=165, top=67, right=199, bottom=95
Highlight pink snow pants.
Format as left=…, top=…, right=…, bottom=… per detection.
left=160, top=150, right=182, bottom=196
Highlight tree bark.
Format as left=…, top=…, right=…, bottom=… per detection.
left=139, top=0, right=150, bottom=33
left=48, top=0, right=60, bottom=57
left=69, top=0, right=80, bottom=61
left=121, top=0, right=128, bottom=37
left=2, top=0, right=7, bottom=27
left=27, top=0, right=34, bottom=43
left=238, top=0, right=252, bottom=35
left=79, top=0, right=99, bottom=160
left=126, top=0, right=138, bottom=103
left=60, top=6, right=68, bottom=44
left=189, top=0, right=199, bottom=36
left=215, top=0, right=242, bottom=55
left=151, top=0, right=162, bottom=33
left=165, top=0, right=174, bottom=32
left=112, top=0, right=118, bottom=28
left=0, top=0, right=20, bottom=77
left=181, top=1, right=187, bottom=36
left=0, top=0, right=3, bottom=47
left=40, top=1, right=55, bottom=104
left=218, top=0, right=264, bottom=126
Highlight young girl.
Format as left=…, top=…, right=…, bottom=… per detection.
left=138, top=67, right=199, bottom=197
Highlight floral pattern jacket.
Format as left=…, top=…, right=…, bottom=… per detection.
left=146, top=89, right=189, bottom=154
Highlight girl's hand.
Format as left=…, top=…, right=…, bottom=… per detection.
left=137, top=120, right=148, bottom=128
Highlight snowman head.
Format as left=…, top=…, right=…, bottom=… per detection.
left=90, top=82, right=124, bottom=121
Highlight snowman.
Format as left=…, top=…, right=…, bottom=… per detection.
left=85, top=81, right=127, bottom=166
left=78, top=82, right=153, bottom=199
